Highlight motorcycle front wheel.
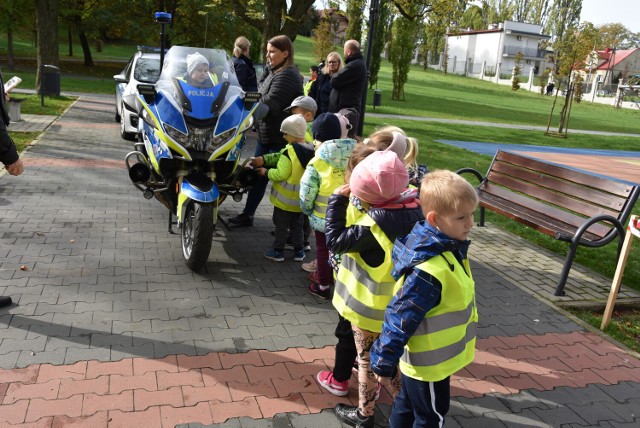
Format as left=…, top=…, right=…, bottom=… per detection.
left=181, top=201, right=214, bottom=271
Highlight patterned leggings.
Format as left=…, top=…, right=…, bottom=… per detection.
left=352, top=325, right=401, bottom=417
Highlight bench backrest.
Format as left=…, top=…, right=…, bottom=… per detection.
left=480, top=150, right=639, bottom=240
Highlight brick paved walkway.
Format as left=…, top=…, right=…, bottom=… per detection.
left=1, top=95, right=639, bottom=427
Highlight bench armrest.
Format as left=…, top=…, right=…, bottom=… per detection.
left=555, top=214, right=625, bottom=247
left=455, top=167, right=484, bottom=183
left=456, top=167, right=486, bottom=226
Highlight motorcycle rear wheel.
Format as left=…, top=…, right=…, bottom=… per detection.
left=181, top=201, right=214, bottom=271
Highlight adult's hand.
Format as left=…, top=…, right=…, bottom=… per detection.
left=5, top=158, right=24, bottom=176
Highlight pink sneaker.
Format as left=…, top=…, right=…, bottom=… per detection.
left=316, top=370, right=348, bottom=396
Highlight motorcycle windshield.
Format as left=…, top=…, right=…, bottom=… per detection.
left=157, top=46, right=241, bottom=90
left=150, top=46, right=251, bottom=159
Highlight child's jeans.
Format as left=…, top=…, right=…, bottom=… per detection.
left=352, top=325, right=401, bottom=417
left=390, top=374, right=450, bottom=427
left=314, top=231, right=333, bottom=286
left=272, top=207, right=304, bottom=250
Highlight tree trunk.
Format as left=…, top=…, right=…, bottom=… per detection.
left=261, top=0, right=285, bottom=57
left=79, top=32, right=93, bottom=67
left=68, top=27, right=73, bottom=57
left=7, top=28, right=15, bottom=70
left=35, top=0, right=60, bottom=94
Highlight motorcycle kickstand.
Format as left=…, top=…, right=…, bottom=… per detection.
left=218, top=215, right=231, bottom=231
left=168, top=211, right=177, bottom=234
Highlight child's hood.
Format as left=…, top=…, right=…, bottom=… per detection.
left=316, top=138, right=357, bottom=169
left=391, top=220, right=470, bottom=279
left=292, top=142, right=316, bottom=168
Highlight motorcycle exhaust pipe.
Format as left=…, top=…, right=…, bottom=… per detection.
left=129, top=162, right=151, bottom=184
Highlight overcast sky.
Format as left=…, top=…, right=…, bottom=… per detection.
left=312, top=0, right=639, bottom=33
left=580, top=0, right=639, bottom=31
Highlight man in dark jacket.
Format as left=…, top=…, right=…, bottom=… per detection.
left=328, top=40, right=367, bottom=136
left=0, top=72, right=24, bottom=177
left=0, top=71, right=24, bottom=309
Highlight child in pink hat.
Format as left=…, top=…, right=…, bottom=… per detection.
left=322, top=150, right=424, bottom=427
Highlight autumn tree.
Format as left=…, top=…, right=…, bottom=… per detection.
left=597, top=23, right=639, bottom=49
left=548, top=19, right=598, bottom=134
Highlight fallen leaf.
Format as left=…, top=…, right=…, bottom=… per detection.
left=69, top=239, right=75, bottom=244
left=20, top=265, right=28, bottom=271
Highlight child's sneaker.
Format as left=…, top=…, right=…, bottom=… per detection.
left=264, top=248, right=285, bottom=262
left=303, top=241, right=311, bottom=252
left=316, top=370, right=348, bottom=396
left=293, top=249, right=305, bottom=262
left=308, top=282, right=331, bottom=300
left=309, top=271, right=319, bottom=283
left=301, top=259, right=317, bottom=272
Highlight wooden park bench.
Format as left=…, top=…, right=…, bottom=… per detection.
left=457, top=150, right=640, bottom=296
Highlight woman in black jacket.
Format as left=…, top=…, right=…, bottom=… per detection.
left=229, top=35, right=303, bottom=227
left=231, top=36, right=258, bottom=92
left=314, top=52, right=343, bottom=117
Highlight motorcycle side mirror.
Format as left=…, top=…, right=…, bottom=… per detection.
left=244, top=91, right=261, bottom=111
left=253, top=102, right=269, bottom=121
left=137, top=83, right=157, bottom=104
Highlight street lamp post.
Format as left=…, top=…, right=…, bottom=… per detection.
left=359, top=0, right=380, bottom=137
left=155, top=11, right=172, bottom=72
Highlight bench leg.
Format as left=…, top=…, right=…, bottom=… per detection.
left=555, top=242, right=579, bottom=296
left=478, top=206, right=485, bottom=227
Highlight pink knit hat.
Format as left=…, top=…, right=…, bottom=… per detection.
left=350, top=150, right=409, bottom=205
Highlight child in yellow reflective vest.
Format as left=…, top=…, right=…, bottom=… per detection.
left=252, top=114, right=314, bottom=262
left=326, top=150, right=424, bottom=428
left=371, top=170, right=479, bottom=427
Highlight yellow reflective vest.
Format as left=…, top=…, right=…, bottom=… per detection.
left=398, top=253, right=477, bottom=382
left=269, top=145, right=306, bottom=212
left=332, top=214, right=396, bottom=332
left=310, top=159, right=345, bottom=220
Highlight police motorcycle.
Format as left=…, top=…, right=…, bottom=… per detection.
left=124, top=46, right=262, bottom=271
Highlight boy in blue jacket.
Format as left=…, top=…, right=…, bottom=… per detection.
left=370, top=170, right=479, bottom=427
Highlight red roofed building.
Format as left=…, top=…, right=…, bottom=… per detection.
left=582, top=48, right=640, bottom=86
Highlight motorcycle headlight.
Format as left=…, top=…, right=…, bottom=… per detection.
left=208, top=128, right=236, bottom=152
left=140, top=108, right=158, bottom=129
left=238, top=116, right=254, bottom=133
left=170, top=126, right=236, bottom=153
left=165, top=124, right=189, bottom=146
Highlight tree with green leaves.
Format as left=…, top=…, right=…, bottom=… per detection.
left=597, top=23, right=639, bottom=49
left=548, top=19, right=598, bottom=134
left=0, top=0, right=33, bottom=70
left=514, top=0, right=550, bottom=27
left=512, top=51, right=522, bottom=90
left=220, top=0, right=315, bottom=60
left=345, top=0, right=366, bottom=42
left=367, top=1, right=392, bottom=88
left=459, top=5, right=485, bottom=30
left=423, top=0, right=465, bottom=72
left=313, top=18, right=334, bottom=64
left=389, top=9, right=420, bottom=100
